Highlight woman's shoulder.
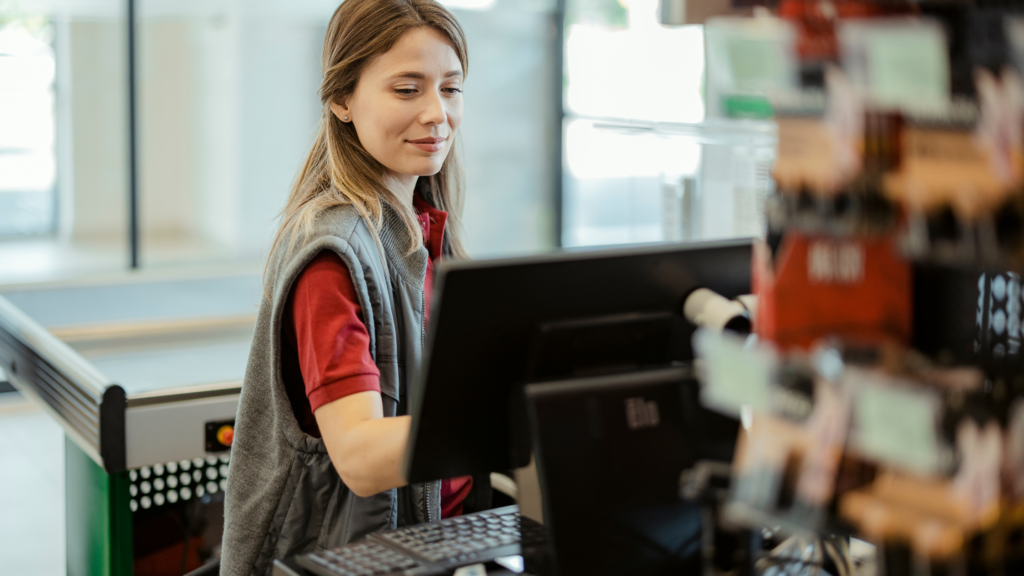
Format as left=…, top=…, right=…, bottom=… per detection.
left=293, top=203, right=382, bottom=257
left=313, top=203, right=368, bottom=241
left=268, top=204, right=378, bottom=281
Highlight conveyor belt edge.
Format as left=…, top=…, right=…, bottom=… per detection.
left=0, top=294, right=126, bottom=472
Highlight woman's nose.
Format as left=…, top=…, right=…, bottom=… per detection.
left=420, top=90, right=447, bottom=125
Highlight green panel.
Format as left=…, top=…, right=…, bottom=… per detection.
left=109, top=469, right=134, bottom=576
left=722, top=94, right=774, bottom=120
left=65, top=437, right=133, bottom=576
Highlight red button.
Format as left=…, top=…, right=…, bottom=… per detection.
left=217, top=425, right=234, bottom=447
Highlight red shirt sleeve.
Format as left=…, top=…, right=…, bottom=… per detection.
left=292, top=251, right=381, bottom=413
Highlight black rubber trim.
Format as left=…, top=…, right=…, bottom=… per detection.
left=100, top=385, right=127, bottom=473
left=0, top=320, right=102, bottom=450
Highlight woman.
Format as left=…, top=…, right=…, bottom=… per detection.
left=222, top=1, right=474, bottom=573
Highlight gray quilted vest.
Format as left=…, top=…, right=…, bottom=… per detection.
left=221, top=201, right=442, bottom=576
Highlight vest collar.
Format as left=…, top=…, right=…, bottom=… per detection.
left=378, top=202, right=429, bottom=287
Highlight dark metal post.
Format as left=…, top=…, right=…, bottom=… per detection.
left=126, top=0, right=139, bottom=269
left=553, top=0, right=566, bottom=248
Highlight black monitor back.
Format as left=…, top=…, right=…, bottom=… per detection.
left=403, top=239, right=752, bottom=483
left=526, top=368, right=731, bottom=576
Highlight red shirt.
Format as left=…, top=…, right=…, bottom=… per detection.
left=283, top=194, right=471, bottom=517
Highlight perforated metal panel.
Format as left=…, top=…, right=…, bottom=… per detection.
left=976, top=271, right=1024, bottom=375
left=127, top=455, right=230, bottom=512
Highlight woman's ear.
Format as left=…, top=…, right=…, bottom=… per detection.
left=329, top=101, right=351, bottom=122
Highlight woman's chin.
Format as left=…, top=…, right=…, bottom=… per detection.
left=405, top=161, right=446, bottom=178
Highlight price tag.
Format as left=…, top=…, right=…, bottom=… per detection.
left=839, top=19, right=949, bottom=113
left=705, top=17, right=798, bottom=93
left=849, top=370, right=946, bottom=476
left=704, top=17, right=798, bottom=118
left=693, top=329, right=774, bottom=416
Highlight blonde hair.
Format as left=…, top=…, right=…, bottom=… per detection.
left=267, top=0, right=469, bottom=289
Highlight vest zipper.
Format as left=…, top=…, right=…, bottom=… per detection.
left=419, top=287, right=437, bottom=523
left=420, top=289, right=427, bottom=353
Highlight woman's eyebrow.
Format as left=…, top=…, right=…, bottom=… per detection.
left=388, top=70, right=463, bottom=80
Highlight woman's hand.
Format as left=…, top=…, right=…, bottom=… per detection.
left=315, top=391, right=411, bottom=497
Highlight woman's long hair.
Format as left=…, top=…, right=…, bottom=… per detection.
left=267, top=0, right=469, bottom=293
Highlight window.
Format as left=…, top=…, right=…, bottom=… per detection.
left=0, top=16, right=56, bottom=236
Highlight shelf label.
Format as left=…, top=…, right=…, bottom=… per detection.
left=839, top=19, right=949, bottom=113
left=849, top=370, right=946, bottom=476
left=693, top=329, right=774, bottom=416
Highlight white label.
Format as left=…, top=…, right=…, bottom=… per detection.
left=839, top=19, right=950, bottom=113
left=705, top=17, right=799, bottom=94
left=625, top=397, right=660, bottom=430
left=850, top=370, right=945, bottom=475
left=693, top=329, right=774, bottom=416
left=807, top=241, right=864, bottom=284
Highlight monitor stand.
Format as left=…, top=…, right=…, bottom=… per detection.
left=514, top=455, right=544, bottom=524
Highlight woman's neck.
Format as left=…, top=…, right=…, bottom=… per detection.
left=389, top=172, right=418, bottom=211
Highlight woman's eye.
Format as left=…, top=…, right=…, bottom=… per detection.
left=394, top=88, right=417, bottom=96
left=443, top=87, right=463, bottom=95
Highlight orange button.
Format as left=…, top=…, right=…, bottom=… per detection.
left=217, top=425, right=234, bottom=447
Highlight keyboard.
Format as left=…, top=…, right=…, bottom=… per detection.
left=298, top=540, right=438, bottom=576
left=297, top=505, right=545, bottom=576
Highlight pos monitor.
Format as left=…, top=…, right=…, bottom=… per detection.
left=402, top=238, right=752, bottom=484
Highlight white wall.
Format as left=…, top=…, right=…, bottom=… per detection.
left=68, top=19, right=128, bottom=244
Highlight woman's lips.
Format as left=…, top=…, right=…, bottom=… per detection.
left=407, top=137, right=445, bottom=153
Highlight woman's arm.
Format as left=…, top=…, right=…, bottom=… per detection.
left=315, top=391, right=411, bottom=497
left=290, top=251, right=409, bottom=497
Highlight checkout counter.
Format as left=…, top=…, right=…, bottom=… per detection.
left=0, top=272, right=259, bottom=575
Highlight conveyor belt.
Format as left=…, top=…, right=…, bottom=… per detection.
left=89, top=340, right=252, bottom=397
left=0, top=272, right=261, bottom=472
left=1, top=274, right=260, bottom=328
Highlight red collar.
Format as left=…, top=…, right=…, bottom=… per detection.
left=413, top=193, right=448, bottom=262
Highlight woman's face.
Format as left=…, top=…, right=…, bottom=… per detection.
left=334, top=27, right=464, bottom=182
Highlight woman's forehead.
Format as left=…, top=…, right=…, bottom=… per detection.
left=368, top=27, right=462, bottom=80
